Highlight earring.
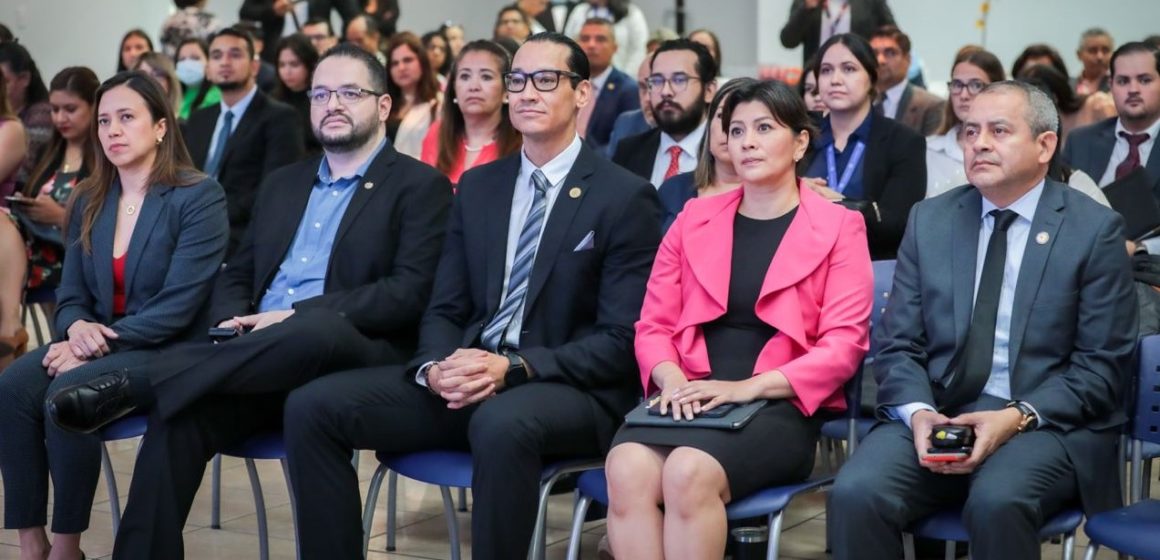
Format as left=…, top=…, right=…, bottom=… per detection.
left=156, top=136, right=163, bottom=145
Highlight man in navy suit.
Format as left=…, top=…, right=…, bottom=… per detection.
left=830, top=81, right=1137, bottom=559
left=282, top=32, right=661, bottom=560
left=575, top=17, right=639, bottom=154
left=1063, top=42, right=1160, bottom=197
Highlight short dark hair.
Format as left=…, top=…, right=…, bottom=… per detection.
left=0, top=41, right=48, bottom=105
left=1111, top=41, right=1160, bottom=79
left=869, top=25, right=911, bottom=56
left=651, top=38, right=717, bottom=83
left=1144, top=35, right=1160, bottom=50
left=302, top=17, right=335, bottom=37
left=319, top=42, right=388, bottom=94
left=1018, top=63, right=1083, bottom=114
left=0, top=23, right=14, bottom=43
left=350, top=13, right=380, bottom=37
left=233, top=21, right=265, bottom=44
left=523, top=32, right=590, bottom=82
left=580, top=17, right=616, bottom=38
left=721, top=80, right=819, bottom=177
left=209, top=27, right=256, bottom=59
left=814, top=33, right=878, bottom=93
left=1011, top=43, right=1068, bottom=79
left=1079, top=27, right=1113, bottom=49
left=174, top=0, right=203, bottom=8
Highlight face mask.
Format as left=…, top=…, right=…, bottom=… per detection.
left=175, top=59, right=205, bottom=85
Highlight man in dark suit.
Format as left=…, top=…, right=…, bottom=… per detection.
left=1063, top=43, right=1160, bottom=197
left=48, top=44, right=452, bottom=558
left=281, top=32, right=661, bottom=560
left=605, top=55, right=655, bottom=157
left=829, top=81, right=1138, bottom=559
left=239, top=0, right=358, bottom=62
left=779, top=0, right=895, bottom=69
left=182, top=28, right=305, bottom=256
left=870, top=25, right=943, bottom=136
left=612, top=39, right=716, bottom=187
left=575, top=17, right=639, bottom=154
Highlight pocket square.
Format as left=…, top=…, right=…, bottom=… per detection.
left=573, top=230, right=595, bottom=252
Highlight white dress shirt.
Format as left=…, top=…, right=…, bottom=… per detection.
left=206, top=85, right=258, bottom=167
left=819, top=0, right=852, bottom=45
left=1098, top=117, right=1160, bottom=186
left=925, top=126, right=966, bottom=199
left=881, top=80, right=908, bottom=120
left=283, top=1, right=309, bottom=36
left=649, top=119, right=706, bottom=188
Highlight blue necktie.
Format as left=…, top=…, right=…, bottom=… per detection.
left=481, top=169, right=550, bottom=351
left=205, top=110, right=234, bottom=178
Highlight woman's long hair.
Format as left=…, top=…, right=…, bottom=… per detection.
left=116, top=29, right=155, bottom=72
left=385, top=32, right=441, bottom=131
left=938, top=46, right=1005, bottom=135
left=435, top=40, right=521, bottom=176
left=271, top=33, right=319, bottom=101
left=24, top=67, right=100, bottom=196
left=692, top=77, right=756, bottom=190
left=71, top=71, right=203, bottom=252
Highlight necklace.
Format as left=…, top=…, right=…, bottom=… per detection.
left=464, top=138, right=496, bottom=153
left=124, top=204, right=137, bottom=215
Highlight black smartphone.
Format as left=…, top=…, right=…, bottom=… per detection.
left=647, top=401, right=737, bottom=418
left=208, top=326, right=244, bottom=342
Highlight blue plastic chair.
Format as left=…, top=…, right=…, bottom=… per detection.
left=361, top=450, right=601, bottom=560
left=213, top=431, right=297, bottom=560
left=21, top=285, right=56, bottom=349
left=1083, top=334, right=1160, bottom=559
left=902, top=507, right=1083, bottom=560
left=98, top=414, right=148, bottom=536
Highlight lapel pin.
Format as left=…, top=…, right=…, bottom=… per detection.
left=608, top=82, right=616, bottom=90
left=1035, top=231, right=1049, bottom=245
left=569, top=187, right=582, bottom=199
left=363, top=181, right=374, bottom=190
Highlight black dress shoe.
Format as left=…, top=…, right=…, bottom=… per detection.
left=47, top=370, right=138, bottom=434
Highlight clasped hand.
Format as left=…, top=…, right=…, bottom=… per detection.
left=912, top=408, right=1024, bottom=475
left=425, top=348, right=508, bottom=409
left=655, top=368, right=759, bottom=421
left=218, top=309, right=295, bottom=332
left=42, top=341, right=89, bottom=377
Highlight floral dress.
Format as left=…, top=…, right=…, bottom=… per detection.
left=20, top=171, right=76, bottom=290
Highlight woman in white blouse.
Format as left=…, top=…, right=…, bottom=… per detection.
left=385, top=32, right=443, bottom=159
left=564, top=0, right=649, bottom=76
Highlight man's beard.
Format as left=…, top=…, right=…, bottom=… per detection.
left=653, top=96, right=707, bottom=138
left=216, top=79, right=248, bottom=92
left=314, top=114, right=378, bottom=153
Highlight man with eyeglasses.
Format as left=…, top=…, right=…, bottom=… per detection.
left=869, top=25, right=943, bottom=136
left=47, top=43, right=452, bottom=558
left=278, top=31, right=661, bottom=560
left=612, top=39, right=717, bottom=187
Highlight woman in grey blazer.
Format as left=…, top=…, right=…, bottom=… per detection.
left=0, top=71, right=228, bottom=559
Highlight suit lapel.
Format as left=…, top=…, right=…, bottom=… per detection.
left=1089, top=121, right=1117, bottom=179
left=333, top=146, right=397, bottom=246
left=952, top=188, right=982, bottom=346
left=635, top=130, right=661, bottom=178
left=265, top=164, right=317, bottom=287
left=681, top=194, right=735, bottom=314
left=92, top=182, right=119, bottom=319
left=186, top=106, right=219, bottom=169
left=485, top=156, right=521, bottom=314
left=523, top=147, right=596, bottom=312
left=896, top=84, right=914, bottom=121
left=1008, top=181, right=1065, bottom=367
left=123, top=185, right=174, bottom=299
left=1147, top=132, right=1160, bottom=178
left=219, top=92, right=266, bottom=170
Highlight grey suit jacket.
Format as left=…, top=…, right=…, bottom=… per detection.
left=874, top=180, right=1137, bottom=514
left=54, top=177, right=229, bottom=350
left=896, top=84, right=944, bottom=137
left=1063, top=117, right=1160, bottom=199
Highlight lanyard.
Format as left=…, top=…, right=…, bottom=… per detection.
left=826, top=140, right=865, bottom=195
left=825, top=3, right=850, bottom=38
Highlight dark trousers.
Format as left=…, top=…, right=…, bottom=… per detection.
left=283, top=366, right=616, bottom=560
left=0, top=346, right=158, bottom=533
left=828, top=422, right=1078, bottom=560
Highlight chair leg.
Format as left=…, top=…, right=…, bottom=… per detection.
left=1131, top=440, right=1144, bottom=504
left=765, top=511, right=785, bottom=560
left=439, top=486, right=461, bottom=560
left=944, top=540, right=956, bottom=560
left=101, top=443, right=122, bottom=536
left=244, top=458, right=269, bottom=560
left=211, top=453, right=223, bottom=528
left=1083, top=544, right=1099, bottom=560
left=458, top=487, right=468, bottom=512
left=530, top=472, right=568, bottom=560
left=386, top=470, right=398, bottom=552
left=819, top=439, right=833, bottom=474
left=280, top=459, right=300, bottom=560
left=565, top=495, right=593, bottom=560
left=1144, top=458, right=1154, bottom=500
left=902, top=533, right=916, bottom=560
left=362, top=464, right=388, bottom=558
left=1061, top=532, right=1075, bottom=560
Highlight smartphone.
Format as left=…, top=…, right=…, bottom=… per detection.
left=208, top=326, right=245, bottom=342
left=925, top=448, right=971, bottom=462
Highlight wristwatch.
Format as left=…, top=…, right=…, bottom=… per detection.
left=503, top=351, right=529, bottom=388
left=1007, top=401, right=1039, bottom=432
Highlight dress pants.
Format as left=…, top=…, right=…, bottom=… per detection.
left=283, top=366, right=617, bottom=560
left=828, top=421, right=1078, bottom=560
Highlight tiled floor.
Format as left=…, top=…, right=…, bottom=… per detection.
left=0, top=438, right=1147, bottom=559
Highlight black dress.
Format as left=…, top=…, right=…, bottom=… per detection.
left=612, top=209, right=822, bottom=498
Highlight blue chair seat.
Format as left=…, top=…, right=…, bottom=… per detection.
left=908, top=506, right=1083, bottom=541
left=820, top=417, right=874, bottom=440
left=1084, top=500, right=1160, bottom=559
left=221, top=432, right=288, bottom=460
left=99, top=414, right=148, bottom=441
left=380, top=450, right=472, bottom=488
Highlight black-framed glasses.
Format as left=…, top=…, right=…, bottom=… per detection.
left=948, top=79, right=987, bottom=95
left=307, top=87, right=383, bottom=105
left=503, top=70, right=583, bottom=93
left=646, top=73, right=701, bottom=93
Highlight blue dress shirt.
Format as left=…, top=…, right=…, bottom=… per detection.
left=804, top=113, right=873, bottom=200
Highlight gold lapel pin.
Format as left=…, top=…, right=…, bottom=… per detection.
left=1035, top=231, right=1049, bottom=245
left=569, top=187, right=582, bottom=199
left=608, top=82, right=616, bottom=90
left=363, top=181, right=374, bottom=190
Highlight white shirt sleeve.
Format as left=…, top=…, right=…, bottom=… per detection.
left=891, top=402, right=936, bottom=429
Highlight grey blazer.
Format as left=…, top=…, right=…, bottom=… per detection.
left=54, top=176, right=229, bottom=350
left=896, top=83, right=944, bottom=137
left=874, top=180, right=1137, bottom=514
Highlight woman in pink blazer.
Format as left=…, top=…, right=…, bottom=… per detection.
left=605, top=80, right=873, bottom=559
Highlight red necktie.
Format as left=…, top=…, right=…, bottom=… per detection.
left=663, top=146, right=683, bottom=181
left=1116, top=132, right=1151, bottom=180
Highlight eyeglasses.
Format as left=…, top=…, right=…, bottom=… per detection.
left=645, top=73, right=701, bottom=93
left=307, top=87, right=382, bottom=105
left=503, top=70, right=583, bottom=93
left=948, top=79, right=988, bottom=95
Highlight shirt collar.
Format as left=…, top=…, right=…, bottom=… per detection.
left=1115, top=116, right=1160, bottom=142
left=819, top=111, right=874, bottom=147
left=979, top=179, right=1045, bottom=224
left=317, top=138, right=387, bottom=185
left=884, top=80, right=907, bottom=104
left=590, top=67, right=613, bottom=93
left=929, top=125, right=964, bottom=160
left=220, top=85, right=258, bottom=119
left=659, top=118, right=707, bottom=157
left=520, top=134, right=583, bottom=188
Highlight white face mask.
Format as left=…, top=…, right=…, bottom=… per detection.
left=175, top=59, right=205, bottom=85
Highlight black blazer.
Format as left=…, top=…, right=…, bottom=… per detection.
left=212, top=143, right=452, bottom=357
left=239, top=0, right=360, bottom=62
left=611, top=128, right=662, bottom=181
left=803, top=110, right=926, bottom=259
left=586, top=67, right=640, bottom=155
left=779, top=0, right=895, bottom=66
left=182, top=90, right=306, bottom=255
left=1063, top=117, right=1160, bottom=200
left=409, top=145, right=662, bottom=443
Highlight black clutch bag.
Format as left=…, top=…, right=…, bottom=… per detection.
left=623, top=399, right=767, bottom=430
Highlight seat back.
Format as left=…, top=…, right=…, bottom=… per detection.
left=867, top=259, right=897, bottom=361
left=1133, top=334, right=1160, bottom=445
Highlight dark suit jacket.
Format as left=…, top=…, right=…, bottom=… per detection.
left=212, top=143, right=451, bottom=355
left=605, top=109, right=652, bottom=159
left=182, top=90, right=305, bottom=255
left=239, top=0, right=359, bottom=62
left=586, top=68, right=640, bottom=155
left=1063, top=117, right=1160, bottom=200
left=611, top=128, right=662, bottom=181
left=408, top=145, right=662, bottom=445
left=896, top=83, right=944, bottom=136
left=874, top=180, right=1137, bottom=514
left=779, top=0, right=895, bottom=66
left=802, top=110, right=926, bottom=259
left=55, top=178, right=229, bottom=349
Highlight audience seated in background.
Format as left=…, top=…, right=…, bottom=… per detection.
left=494, top=6, right=534, bottom=45
left=926, top=46, right=1004, bottom=198
left=360, top=0, right=400, bottom=39
left=181, top=27, right=305, bottom=255
left=513, top=0, right=568, bottom=35
left=420, top=40, right=522, bottom=185
left=800, top=57, right=826, bottom=114
left=0, top=42, right=52, bottom=183
left=280, top=32, right=661, bottom=560
left=116, top=29, right=154, bottom=73
left=159, top=0, right=222, bottom=58
left=613, top=39, right=716, bottom=187
left=0, top=66, right=29, bottom=371
left=1073, top=27, right=1114, bottom=95
left=441, top=21, right=466, bottom=57
left=421, top=30, right=452, bottom=83
left=174, top=38, right=222, bottom=121
left=0, top=68, right=26, bottom=204
left=133, top=52, right=184, bottom=114
left=656, top=77, right=753, bottom=232
left=607, top=78, right=871, bottom=560
left=576, top=17, right=639, bottom=153
left=300, top=17, right=340, bottom=55
left=0, top=71, right=229, bottom=560
left=46, top=44, right=453, bottom=559
left=779, top=0, right=895, bottom=68
left=232, top=21, right=279, bottom=93
left=271, top=33, right=323, bottom=155
left=801, top=33, right=926, bottom=260
left=870, top=25, right=944, bottom=136
left=346, top=13, right=387, bottom=66
left=830, top=80, right=1138, bottom=560
left=1011, top=43, right=1070, bottom=84
left=687, top=28, right=726, bottom=83
left=564, top=0, right=650, bottom=78
left=239, top=0, right=357, bottom=62
left=605, top=55, right=654, bottom=157
left=385, top=31, right=442, bottom=159
left=1019, top=63, right=1114, bottom=146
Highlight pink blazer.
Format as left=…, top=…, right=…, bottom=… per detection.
left=635, top=183, right=873, bottom=415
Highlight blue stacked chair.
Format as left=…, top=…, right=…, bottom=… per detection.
left=98, top=414, right=148, bottom=536
left=211, top=431, right=296, bottom=560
